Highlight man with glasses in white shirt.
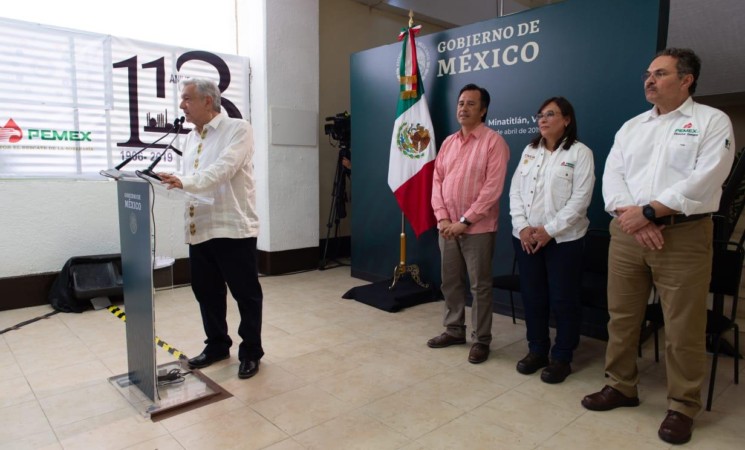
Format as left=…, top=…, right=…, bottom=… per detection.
left=582, top=48, right=735, bottom=445
left=160, top=78, right=263, bottom=380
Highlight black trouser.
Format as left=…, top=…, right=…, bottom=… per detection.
left=513, top=236, right=584, bottom=362
left=189, top=237, right=264, bottom=361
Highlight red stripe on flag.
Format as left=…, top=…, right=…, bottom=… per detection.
left=408, top=28, right=418, bottom=92
left=393, top=160, right=436, bottom=237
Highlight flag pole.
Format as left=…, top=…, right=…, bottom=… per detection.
left=390, top=10, right=430, bottom=291
left=391, top=213, right=429, bottom=290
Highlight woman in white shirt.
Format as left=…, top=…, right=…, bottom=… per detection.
left=508, top=96, right=595, bottom=383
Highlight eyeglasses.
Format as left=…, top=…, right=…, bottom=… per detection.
left=642, top=69, right=678, bottom=82
left=534, top=111, right=560, bottom=120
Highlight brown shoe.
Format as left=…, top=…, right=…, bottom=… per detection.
left=658, top=410, right=693, bottom=445
left=468, top=343, right=490, bottom=364
left=581, top=385, right=640, bottom=411
left=427, top=332, right=466, bottom=348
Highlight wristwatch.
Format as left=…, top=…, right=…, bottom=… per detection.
left=459, top=216, right=472, bottom=226
left=642, top=204, right=656, bottom=221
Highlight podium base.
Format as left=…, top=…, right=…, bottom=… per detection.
left=108, top=360, right=227, bottom=420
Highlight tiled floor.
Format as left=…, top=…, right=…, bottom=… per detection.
left=1, top=266, right=743, bottom=449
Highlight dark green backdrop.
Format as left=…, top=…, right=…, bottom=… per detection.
left=350, top=0, right=668, bottom=287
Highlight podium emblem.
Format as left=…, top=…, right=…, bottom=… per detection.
left=129, top=212, right=138, bottom=234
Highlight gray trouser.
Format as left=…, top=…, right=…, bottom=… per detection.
left=439, top=232, right=495, bottom=345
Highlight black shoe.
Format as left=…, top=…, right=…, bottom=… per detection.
left=516, top=352, right=549, bottom=375
left=238, top=359, right=260, bottom=379
left=187, top=352, right=229, bottom=369
left=540, top=360, right=572, bottom=384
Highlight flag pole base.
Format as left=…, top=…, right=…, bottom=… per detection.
left=390, top=263, right=429, bottom=290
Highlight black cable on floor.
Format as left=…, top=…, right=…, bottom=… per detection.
left=157, top=368, right=193, bottom=386
left=0, top=310, right=59, bottom=335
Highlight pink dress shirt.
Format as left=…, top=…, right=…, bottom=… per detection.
left=432, top=123, right=510, bottom=234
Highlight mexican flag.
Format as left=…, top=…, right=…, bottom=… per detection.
left=387, top=24, right=437, bottom=237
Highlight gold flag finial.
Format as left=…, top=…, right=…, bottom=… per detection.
left=408, top=9, right=414, bottom=28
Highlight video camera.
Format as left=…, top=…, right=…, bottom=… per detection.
left=324, top=111, right=351, bottom=148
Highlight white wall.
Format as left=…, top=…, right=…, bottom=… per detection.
left=264, top=0, right=320, bottom=251
left=0, top=180, right=185, bottom=277
left=0, top=0, right=320, bottom=277
left=236, top=0, right=321, bottom=253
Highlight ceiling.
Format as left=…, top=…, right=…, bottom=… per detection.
left=351, top=0, right=550, bottom=28
left=351, top=0, right=744, bottom=98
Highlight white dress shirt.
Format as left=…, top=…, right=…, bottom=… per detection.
left=603, top=97, right=735, bottom=216
left=180, top=113, right=259, bottom=244
left=509, top=140, right=595, bottom=243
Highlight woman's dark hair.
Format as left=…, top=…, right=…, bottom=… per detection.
left=458, top=83, right=490, bottom=122
left=529, top=96, right=578, bottom=150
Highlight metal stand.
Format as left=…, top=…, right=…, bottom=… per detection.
left=319, top=146, right=350, bottom=270
left=110, top=177, right=218, bottom=417
left=108, top=360, right=221, bottom=419
left=390, top=213, right=429, bottom=289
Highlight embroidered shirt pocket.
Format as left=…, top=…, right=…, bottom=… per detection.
left=668, top=137, right=699, bottom=175
left=553, top=166, right=574, bottom=202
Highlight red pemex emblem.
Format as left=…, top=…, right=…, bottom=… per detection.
left=683, top=122, right=693, bottom=129
left=0, top=119, right=23, bottom=143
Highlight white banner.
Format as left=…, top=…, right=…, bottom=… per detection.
left=0, top=18, right=250, bottom=179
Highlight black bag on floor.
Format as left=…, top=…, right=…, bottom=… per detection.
left=48, top=254, right=123, bottom=313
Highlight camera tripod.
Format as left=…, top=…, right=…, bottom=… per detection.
left=319, top=146, right=351, bottom=270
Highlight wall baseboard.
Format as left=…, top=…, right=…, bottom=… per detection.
left=0, top=273, right=58, bottom=312
left=258, top=246, right=318, bottom=275
left=0, top=238, right=352, bottom=312
left=0, top=261, right=194, bottom=313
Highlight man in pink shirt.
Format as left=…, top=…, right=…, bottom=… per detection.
left=427, top=84, right=511, bottom=364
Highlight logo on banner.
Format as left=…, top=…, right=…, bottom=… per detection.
left=395, top=40, right=432, bottom=82
left=0, top=118, right=93, bottom=146
left=0, top=119, right=23, bottom=143
left=396, top=122, right=432, bottom=159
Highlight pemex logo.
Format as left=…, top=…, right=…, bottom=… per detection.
left=674, top=121, right=699, bottom=137
left=396, top=122, right=432, bottom=159
left=0, top=119, right=23, bottom=143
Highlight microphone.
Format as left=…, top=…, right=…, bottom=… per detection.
left=101, top=117, right=183, bottom=179
left=139, top=117, right=185, bottom=181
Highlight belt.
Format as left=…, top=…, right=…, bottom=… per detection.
left=654, top=213, right=711, bottom=226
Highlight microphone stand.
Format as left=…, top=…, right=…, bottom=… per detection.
left=140, top=117, right=185, bottom=180
left=138, top=126, right=184, bottom=181
left=100, top=118, right=182, bottom=179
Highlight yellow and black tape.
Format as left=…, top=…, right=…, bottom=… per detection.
left=107, top=305, right=188, bottom=361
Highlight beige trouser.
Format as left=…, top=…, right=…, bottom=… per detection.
left=439, top=232, right=495, bottom=345
left=605, top=218, right=712, bottom=417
